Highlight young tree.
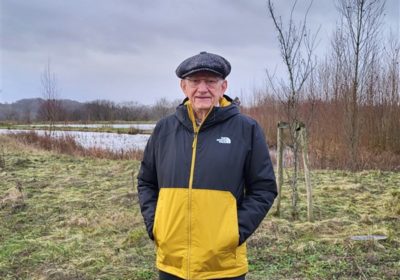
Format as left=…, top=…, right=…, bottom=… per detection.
left=39, top=60, right=63, bottom=133
left=267, top=0, right=318, bottom=220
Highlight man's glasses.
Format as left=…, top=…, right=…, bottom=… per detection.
left=185, top=77, right=222, bottom=88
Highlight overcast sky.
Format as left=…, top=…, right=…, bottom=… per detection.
left=1, top=0, right=398, bottom=105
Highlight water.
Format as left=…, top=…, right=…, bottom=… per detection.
left=0, top=129, right=151, bottom=151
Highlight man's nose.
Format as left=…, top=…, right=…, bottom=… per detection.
left=197, top=80, right=209, bottom=91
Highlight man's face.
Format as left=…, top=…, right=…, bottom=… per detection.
left=180, top=71, right=227, bottom=114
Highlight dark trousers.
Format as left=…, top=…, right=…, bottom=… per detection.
left=159, top=270, right=246, bottom=280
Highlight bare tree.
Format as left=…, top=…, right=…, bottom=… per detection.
left=267, top=0, right=318, bottom=220
left=152, top=97, right=178, bottom=120
left=39, top=60, right=63, bottom=133
left=334, top=0, right=385, bottom=169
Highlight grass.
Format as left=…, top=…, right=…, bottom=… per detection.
left=0, top=135, right=399, bottom=279
left=0, top=136, right=153, bottom=279
left=248, top=169, right=400, bottom=279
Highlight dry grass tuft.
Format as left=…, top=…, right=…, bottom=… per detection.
left=385, top=190, right=400, bottom=216
left=0, top=183, right=26, bottom=211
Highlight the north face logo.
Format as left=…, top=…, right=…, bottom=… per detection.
left=216, top=137, right=231, bottom=144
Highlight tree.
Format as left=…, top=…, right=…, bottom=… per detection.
left=334, top=0, right=385, bottom=169
left=151, top=97, right=178, bottom=120
left=39, top=60, right=64, bottom=133
left=267, top=0, right=318, bottom=219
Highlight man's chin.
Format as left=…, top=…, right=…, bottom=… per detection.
left=194, top=103, right=213, bottom=111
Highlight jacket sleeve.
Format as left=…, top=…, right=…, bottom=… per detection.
left=238, top=122, right=277, bottom=245
left=137, top=129, right=159, bottom=240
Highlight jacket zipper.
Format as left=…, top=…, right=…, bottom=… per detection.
left=187, top=129, right=198, bottom=279
left=186, top=105, right=213, bottom=279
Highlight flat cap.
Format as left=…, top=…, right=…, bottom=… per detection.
left=176, top=51, right=231, bottom=79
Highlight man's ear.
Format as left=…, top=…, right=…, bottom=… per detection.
left=180, top=79, right=188, bottom=97
left=221, top=80, right=228, bottom=94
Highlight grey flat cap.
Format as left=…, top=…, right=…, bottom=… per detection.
left=176, top=51, right=231, bottom=79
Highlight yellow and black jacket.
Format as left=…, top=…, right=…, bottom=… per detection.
left=138, top=95, right=277, bottom=279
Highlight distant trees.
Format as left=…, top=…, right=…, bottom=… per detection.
left=85, top=100, right=116, bottom=121
left=0, top=97, right=181, bottom=123
left=151, top=97, right=180, bottom=120
left=82, top=98, right=179, bottom=122
left=117, top=101, right=150, bottom=121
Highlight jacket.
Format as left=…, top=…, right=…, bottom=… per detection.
left=137, top=95, right=277, bottom=279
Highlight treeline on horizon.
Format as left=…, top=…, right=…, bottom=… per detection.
left=0, top=97, right=180, bottom=122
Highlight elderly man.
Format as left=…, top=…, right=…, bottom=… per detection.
left=138, top=51, right=277, bottom=280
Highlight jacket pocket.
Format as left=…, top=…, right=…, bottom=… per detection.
left=190, top=189, right=239, bottom=272
left=153, top=188, right=188, bottom=271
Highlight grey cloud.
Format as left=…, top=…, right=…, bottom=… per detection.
left=2, top=0, right=278, bottom=55
left=2, top=0, right=397, bottom=54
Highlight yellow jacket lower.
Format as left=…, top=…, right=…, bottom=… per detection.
left=153, top=188, right=248, bottom=279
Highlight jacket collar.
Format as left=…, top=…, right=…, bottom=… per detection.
left=175, top=95, right=240, bottom=132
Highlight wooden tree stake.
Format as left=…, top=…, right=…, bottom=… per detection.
left=300, top=126, right=313, bottom=222
left=275, top=122, right=288, bottom=216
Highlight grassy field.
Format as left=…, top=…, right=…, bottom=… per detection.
left=0, top=135, right=399, bottom=279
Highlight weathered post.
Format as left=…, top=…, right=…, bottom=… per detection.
left=300, top=125, right=313, bottom=222
left=275, top=121, right=288, bottom=216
